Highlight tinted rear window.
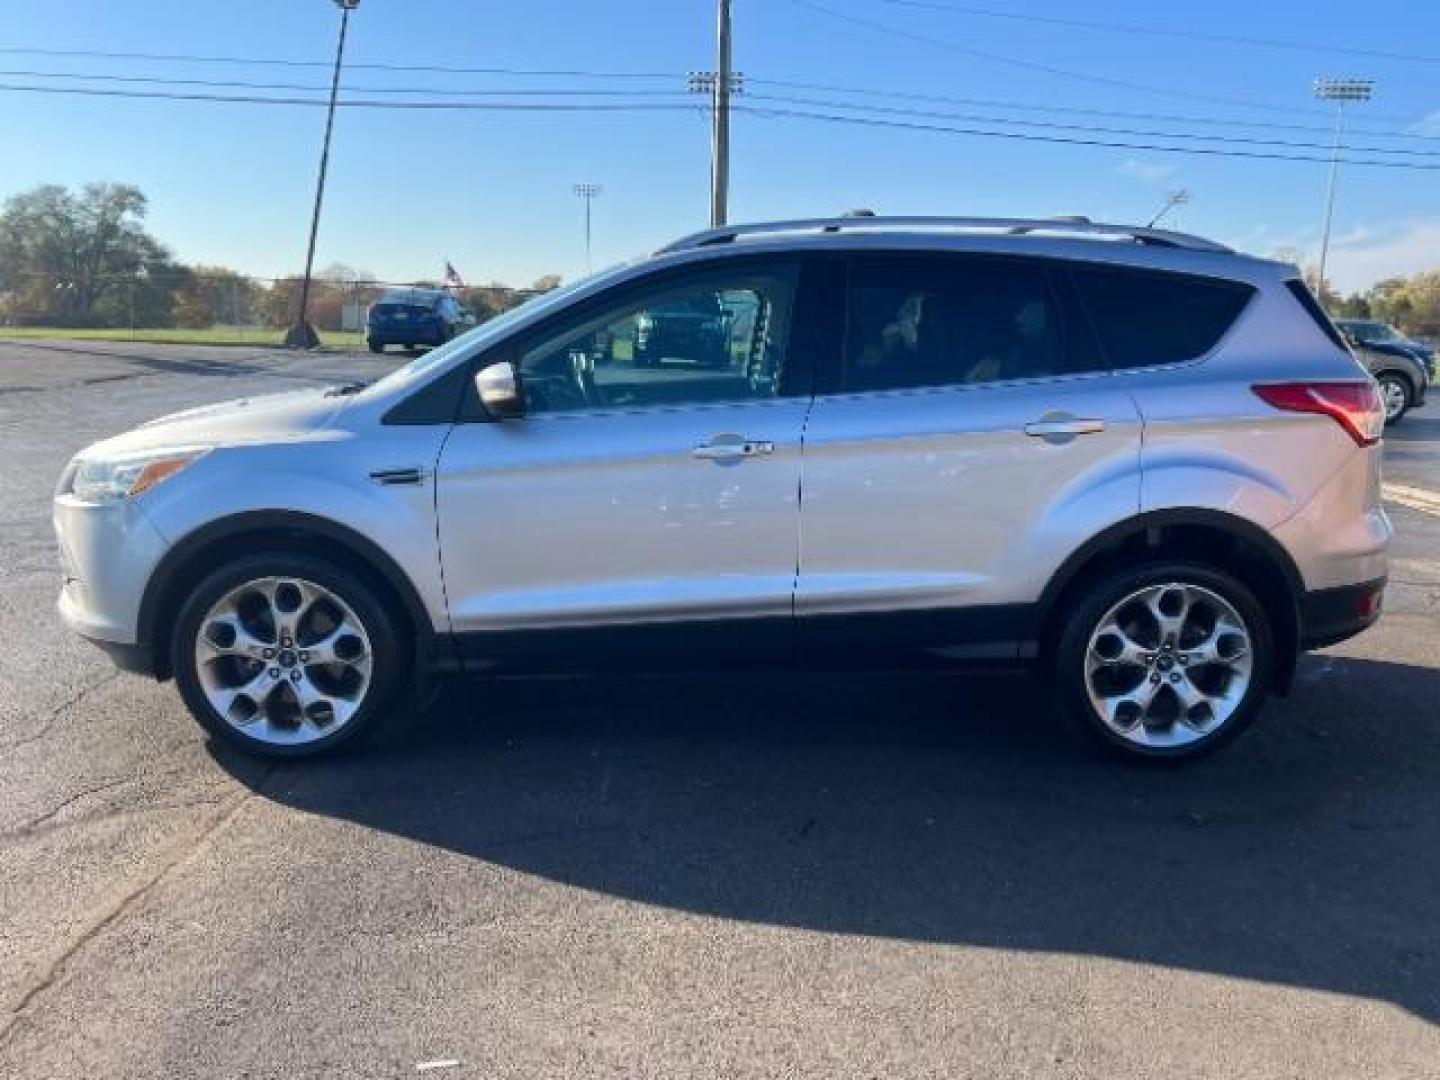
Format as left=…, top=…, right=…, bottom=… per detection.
left=1071, top=265, right=1254, bottom=368
left=842, top=254, right=1104, bottom=392
left=1294, top=284, right=1355, bottom=351
left=378, top=289, right=441, bottom=306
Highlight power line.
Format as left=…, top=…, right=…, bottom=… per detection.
left=0, top=45, right=681, bottom=80
left=880, top=0, right=1440, bottom=67
left=0, top=67, right=691, bottom=98
left=0, top=82, right=708, bottom=112
left=745, top=92, right=1440, bottom=158
left=5, top=79, right=1438, bottom=169
left=747, top=76, right=1438, bottom=141
left=735, top=104, right=1440, bottom=171
left=7, top=38, right=1433, bottom=135
left=15, top=62, right=1434, bottom=140
left=785, top=0, right=1408, bottom=120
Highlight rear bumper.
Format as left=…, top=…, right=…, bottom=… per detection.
left=367, top=325, right=446, bottom=345
left=1299, top=576, right=1386, bottom=650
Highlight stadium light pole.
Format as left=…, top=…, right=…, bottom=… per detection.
left=286, top=0, right=359, bottom=349
left=1313, top=77, right=1374, bottom=300
left=573, top=183, right=602, bottom=273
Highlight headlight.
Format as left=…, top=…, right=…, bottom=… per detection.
left=67, top=447, right=210, bottom=505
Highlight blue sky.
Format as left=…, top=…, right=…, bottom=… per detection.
left=2, top=0, right=1437, bottom=293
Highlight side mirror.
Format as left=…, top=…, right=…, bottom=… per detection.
left=475, top=361, right=524, bottom=420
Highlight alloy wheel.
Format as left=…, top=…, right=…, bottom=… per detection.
left=1379, top=376, right=1408, bottom=422
left=193, top=576, right=373, bottom=747
left=1084, top=582, right=1254, bottom=750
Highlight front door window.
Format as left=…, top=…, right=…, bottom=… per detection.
left=516, top=266, right=796, bottom=415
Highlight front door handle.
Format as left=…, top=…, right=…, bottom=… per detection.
left=1024, top=417, right=1107, bottom=438
left=692, top=435, right=776, bottom=462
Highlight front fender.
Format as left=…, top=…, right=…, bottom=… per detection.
left=137, top=426, right=451, bottom=638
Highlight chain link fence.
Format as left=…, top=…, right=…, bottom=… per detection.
left=0, top=270, right=542, bottom=344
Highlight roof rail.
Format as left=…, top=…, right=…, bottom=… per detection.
left=657, top=215, right=1232, bottom=255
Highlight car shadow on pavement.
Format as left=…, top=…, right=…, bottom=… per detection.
left=215, top=654, right=1440, bottom=1021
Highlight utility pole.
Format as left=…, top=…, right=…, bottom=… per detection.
left=688, top=3, right=743, bottom=227
left=1313, top=76, right=1374, bottom=300
left=573, top=183, right=602, bottom=273
left=286, top=0, right=359, bottom=349
left=712, top=0, right=732, bottom=228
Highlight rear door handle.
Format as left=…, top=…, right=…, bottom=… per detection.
left=692, top=436, right=776, bottom=462
left=1024, top=418, right=1107, bottom=438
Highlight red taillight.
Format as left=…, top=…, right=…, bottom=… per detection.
left=1252, top=381, right=1385, bottom=447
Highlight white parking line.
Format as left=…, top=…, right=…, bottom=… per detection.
left=1383, top=482, right=1440, bottom=518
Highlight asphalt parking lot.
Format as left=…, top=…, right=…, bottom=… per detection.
left=1, top=338, right=1437, bottom=1077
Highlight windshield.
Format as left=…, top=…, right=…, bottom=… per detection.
left=1343, top=321, right=1401, bottom=343
left=364, top=263, right=639, bottom=394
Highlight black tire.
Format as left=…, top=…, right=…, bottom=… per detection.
left=1053, top=560, right=1275, bottom=763
left=172, top=552, right=409, bottom=759
left=1376, top=372, right=1411, bottom=425
left=367, top=340, right=384, bottom=354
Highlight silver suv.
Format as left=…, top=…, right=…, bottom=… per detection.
left=54, top=216, right=1391, bottom=762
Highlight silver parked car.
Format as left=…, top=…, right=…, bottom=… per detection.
left=1333, top=318, right=1431, bottom=425
left=54, top=216, right=1391, bottom=762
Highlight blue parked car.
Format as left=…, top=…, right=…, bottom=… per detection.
left=366, top=288, right=472, bottom=353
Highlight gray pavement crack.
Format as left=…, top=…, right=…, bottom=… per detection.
left=0, top=764, right=278, bottom=1048
left=3, top=776, right=131, bottom=837
left=0, top=673, right=121, bottom=754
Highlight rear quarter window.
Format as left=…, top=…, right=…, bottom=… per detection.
left=1070, top=264, right=1255, bottom=369
left=1285, top=279, right=1350, bottom=351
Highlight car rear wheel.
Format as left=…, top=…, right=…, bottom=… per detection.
left=1054, top=561, right=1274, bottom=762
left=1376, top=372, right=1411, bottom=425
left=172, top=553, right=408, bottom=758
left=367, top=340, right=384, bottom=354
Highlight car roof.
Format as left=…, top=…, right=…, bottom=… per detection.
left=660, top=215, right=1233, bottom=254
left=641, top=217, right=1289, bottom=288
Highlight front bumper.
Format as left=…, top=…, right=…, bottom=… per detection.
left=54, top=494, right=169, bottom=661
left=1299, top=576, right=1386, bottom=650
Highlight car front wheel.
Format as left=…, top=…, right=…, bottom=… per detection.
left=172, top=553, right=408, bottom=758
left=1054, top=561, right=1274, bottom=761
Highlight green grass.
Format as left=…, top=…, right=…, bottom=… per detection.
left=0, top=326, right=368, bottom=348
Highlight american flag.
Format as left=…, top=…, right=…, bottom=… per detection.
left=443, top=261, right=465, bottom=291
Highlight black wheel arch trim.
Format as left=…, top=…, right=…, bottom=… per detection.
left=1035, top=507, right=1306, bottom=683
left=1374, top=367, right=1415, bottom=385
left=137, top=510, right=440, bottom=675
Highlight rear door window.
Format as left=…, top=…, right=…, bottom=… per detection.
left=842, top=254, right=1102, bottom=392
left=1070, top=264, right=1254, bottom=368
